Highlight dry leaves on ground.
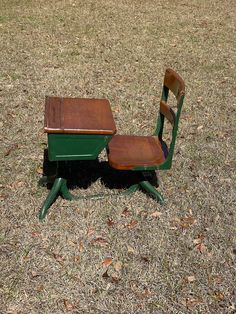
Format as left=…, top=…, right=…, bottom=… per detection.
left=102, top=257, right=113, bottom=268
left=193, top=234, right=208, bottom=254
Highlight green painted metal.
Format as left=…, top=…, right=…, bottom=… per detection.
left=48, top=134, right=112, bottom=161
left=39, top=177, right=64, bottom=220
left=39, top=71, right=185, bottom=219
left=134, top=91, right=185, bottom=171
left=39, top=170, right=165, bottom=220
left=130, top=77, right=185, bottom=201
left=139, top=180, right=164, bottom=204
left=155, top=86, right=185, bottom=170
left=39, top=177, right=140, bottom=219
left=122, top=183, right=139, bottom=195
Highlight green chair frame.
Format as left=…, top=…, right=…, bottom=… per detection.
left=106, top=68, right=185, bottom=203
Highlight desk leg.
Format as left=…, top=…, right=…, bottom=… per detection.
left=39, top=179, right=140, bottom=220
left=39, top=178, right=64, bottom=220
left=60, top=179, right=74, bottom=200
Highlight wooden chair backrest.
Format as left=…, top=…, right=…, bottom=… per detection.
left=154, top=68, right=185, bottom=169
left=164, top=68, right=185, bottom=104
left=159, top=100, right=175, bottom=126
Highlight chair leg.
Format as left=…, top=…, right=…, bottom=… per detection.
left=139, top=180, right=164, bottom=204
left=39, top=177, right=64, bottom=220
left=121, top=184, right=139, bottom=195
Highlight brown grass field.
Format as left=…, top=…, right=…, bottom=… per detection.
left=0, top=0, right=235, bottom=313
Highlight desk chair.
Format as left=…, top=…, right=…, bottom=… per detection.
left=107, top=68, right=185, bottom=203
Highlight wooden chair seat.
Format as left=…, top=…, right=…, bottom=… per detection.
left=108, top=135, right=166, bottom=170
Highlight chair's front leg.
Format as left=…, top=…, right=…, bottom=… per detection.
left=139, top=180, right=164, bottom=204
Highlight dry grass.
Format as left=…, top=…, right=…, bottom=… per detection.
left=0, top=0, right=235, bottom=313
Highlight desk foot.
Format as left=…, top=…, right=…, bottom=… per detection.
left=39, top=178, right=64, bottom=220
left=122, top=184, right=139, bottom=195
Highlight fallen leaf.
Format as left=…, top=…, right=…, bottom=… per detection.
left=73, top=255, right=80, bottom=262
left=31, top=232, right=41, bottom=237
left=37, top=285, right=44, bottom=292
left=31, top=271, right=40, bottom=278
left=173, top=216, right=196, bottom=229
left=91, top=237, right=109, bottom=247
left=197, top=125, right=203, bottom=131
left=79, top=240, right=84, bottom=252
left=193, top=234, right=205, bottom=245
left=221, top=77, right=228, bottom=84
left=224, top=159, right=236, bottom=166
left=127, top=219, right=138, bottom=229
left=193, top=234, right=208, bottom=254
left=142, top=287, right=152, bottom=297
left=7, top=111, right=16, bottom=118
left=113, top=106, right=121, bottom=113
left=180, top=216, right=196, bottom=228
left=87, top=227, right=95, bottom=237
left=184, top=298, right=202, bottom=309
left=36, top=167, right=43, bottom=174
left=208, top=275, right=222, bottom=285
left=186, top=275, right=196, bottom=283
left=114, top=261, right=123, bottom=272
left=53, top=253, right=66, bottom=265
left=11, top=181, right=25, bottom=189
left=137, top=210, right=148, bottom=218
left=127, top=245, right=136, bottom=254
left=107, top=217, right=116, bottom=227
left=193, top=238, right=202, bottom=245
left=102, top=270, right=120, bottom=283
left=0, top=194, right=7, bottom=201
left=102, top=257, right=113, bottom=268
left=150, top=211, right=162, bottom=218
left=196, top=242, right=207, bottom=254
left=188, top=208, right=193, bottom=215
left=64, top=300, right=74, bottom=311
left=111, top=274, right=121, bottom=283
left=212, top=290, right=225, bottom=301
left=140, top=256, right=149, bottom=263
left=121, top=208, right=131, bottom=217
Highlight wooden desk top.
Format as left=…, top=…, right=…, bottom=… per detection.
left=44, top=97, right=117, bottom=135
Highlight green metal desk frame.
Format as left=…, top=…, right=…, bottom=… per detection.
left=39, top=96, right=118, bottom=220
